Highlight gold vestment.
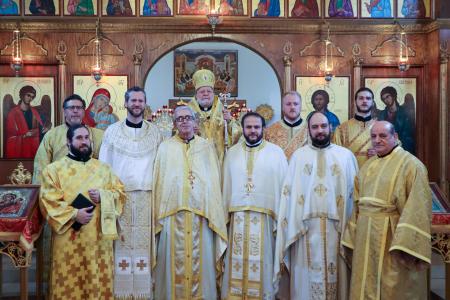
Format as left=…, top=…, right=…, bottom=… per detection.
left=265, top=120, right=308, bottom=160
left=342, top=146, right=431, bottom=300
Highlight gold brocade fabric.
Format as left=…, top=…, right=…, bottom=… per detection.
left=32, top=124, right=104, bottom=184
left=264, top=120, right=308, bottom=160
left=341, top=147, right=432, bottom=300
left=188, top=97, right=241, bottom=164
left=39, top=157, right=126, bottom=300
left=333, top=118, right=375, bottom=168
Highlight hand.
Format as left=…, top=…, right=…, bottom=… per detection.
left=76, top=207, right=94, bottom=225
left=367, top=148, right=377, bottom=158
left=88, top=189, right=101, bottom=204
left=25, top=130, right=37, bottom=137
left=223, top=109, right=232, bottom=122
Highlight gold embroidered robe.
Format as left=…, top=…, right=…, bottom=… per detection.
left=274, top=144, right=358, bottom=300
left=152, top=135, right=228, bottom=300
left=341, top=146, right=432, bottom=300
left=188, top=97, right=241, bottom=164
left=264, top=120, right=308, bottom=161
left=222, top=141, right=288, bottom=300
left=39, top=157, right=126, bottom=300
left=333, top=118, right=376, bottom=168
left=33, top=124, right=104, bottom=183
left=99, top=120, right=162, bottom=299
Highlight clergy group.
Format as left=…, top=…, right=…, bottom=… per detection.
left=34, top=69, right=432, bottom=300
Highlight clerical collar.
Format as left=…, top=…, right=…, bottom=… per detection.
left=312, top=141, right=331, bottom=149
left=354, top=114, right=372, bottom=122
left=199, top=104, right=212, bottom=112
left=126, top=119, right=143, bottom=128
left=179, top=135, right=195, bottom=144
left=377, top=144, right=399, bottom=158
left=283, top=117, right=303, bottom=127
left=67, top=153, right=91, bottom=162
left=245, top=139, right=263, bottom=148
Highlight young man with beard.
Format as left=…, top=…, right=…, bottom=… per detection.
left=333, top=87, right=377, bottom=168
left=221, top=112, right=287, bottom=299
left=265, top=91, right=308, bottom=160
left=342, top=121, right=431, bottom=299
left=39, top=124, right=126, bottom=299
left=99, top=86, right=162, bottom=299
left=187, top=69, right=241, bottom=164
left=152, top=105, right=227, bottom=299
left=274, top=112, right=357, bottom=300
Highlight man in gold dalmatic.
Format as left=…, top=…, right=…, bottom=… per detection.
left=152, top=105, right=228, bottom=300
left=33, top=94, right=104, bottom=183
left=188, top=69, right=241, bottom=164
left=265, top=91, right=308, bottom=161
left=274, top=112, right=358, bottom=300
left=39, top=124, right=126, bottom=299
left=221, top=112, right=288, bottom=299
left=333, top=87, right=377, bottom=168
left=99, top=86, right=162, bottom=299
left=341, top=121, right=431, bottom=300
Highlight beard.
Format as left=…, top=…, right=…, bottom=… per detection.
left=244, top=132, right=263, bottom=145
left=69, top=143, right=92, bottom=161
left=356, top=104, right=373, bottom=114
left=127, top=106, right=144, bottom=118
left=310, top=133, right=330, bottom=148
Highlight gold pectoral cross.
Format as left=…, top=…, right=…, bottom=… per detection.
left=188, top=171, right=195, bottom=188
left=245, top=178, right=254, bottom=194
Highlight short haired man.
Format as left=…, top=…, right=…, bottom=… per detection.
left=152, top=105, right=228, bottom=299
left=222, top=112, right=288, bottom=299
left=274, top=111, right=357, bottom=300
left=5, top=85, right=46, bottom=158
left=187, top=69, right=241, bottom=164
left=378, top=86, right=415, bottom=154
left=33, top=94, right=104, bottom=183
left=99, top=86, right=162, bottom=299
left=39, top=124, right=125, bottom=299
left=265, top=91, right=308, bottom=160
left=342, top=121, right=431, bottom=300
left=333, top=87, right=377, bottom=168
left=311, top=89, right=340, bottom=132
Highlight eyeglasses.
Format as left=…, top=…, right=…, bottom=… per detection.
left=175, top=115, right=195, bottom=123
left=64, top=105, right=84, bottom=111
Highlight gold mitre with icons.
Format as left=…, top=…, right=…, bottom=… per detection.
left=192, top=69, right=215, bottom=90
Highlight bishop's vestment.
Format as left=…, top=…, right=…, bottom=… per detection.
left=222, top=140, right=288, bottom=299
left=341, top=146, right=431, bottom=300
left=99, top=120, right=162, bottom=299
left=274, top=143, right=357, bottom=300
left=39, top=156, right=126, bottom=300
left=152, top=135, right=228, bottom=300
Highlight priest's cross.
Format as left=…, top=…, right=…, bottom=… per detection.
left=119, top=259, right=130, bottom=271
left=188, top=171, right=195, bottom=188
left=245, top=178, right=254, bottom=194
left=136, top=259, right=147, bottom=271
left=328, top=262, right=337, bottom=275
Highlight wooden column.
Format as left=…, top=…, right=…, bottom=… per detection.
left=56, top=40, right=67, bottom=122
left=133, top=40, right=144, bottom=87
left=439, top=43, right=449, bottom=197
left=282, top=41, right=293, bottom=93
left=20, top=267, right=28, bottom=300
left=352, top=43, right=363, bottom=117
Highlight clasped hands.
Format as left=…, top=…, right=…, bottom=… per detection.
left=75, top=189, right=101, bottom=225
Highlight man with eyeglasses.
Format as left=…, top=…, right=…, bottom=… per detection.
left=5, top=85, right=49, bottom=158
left=99, top=86, right=162, bottom=299
left=152, top=105, right=227, bottom=300
left=33, top=94, right=104, bottom=183
left=32, top=94, right=104, bottom=297
left=188, top=69, right=241, bottom=164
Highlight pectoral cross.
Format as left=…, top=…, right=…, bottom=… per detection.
left=245, top=178, right=254, bottom=194
left=188, top=171, right=195, bottom=188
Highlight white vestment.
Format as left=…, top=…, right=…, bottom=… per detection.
left=222, top=141, right=288, bottom=300
left=274, top=144, right=357, bottom=300
left=99, top=120, right=162, bottom=299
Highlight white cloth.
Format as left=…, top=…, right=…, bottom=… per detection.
left=274, top=144, right=357, bottom=300
left=99, top=119, right=162, bottom=299
left=222, top=141, right=288, bottom=299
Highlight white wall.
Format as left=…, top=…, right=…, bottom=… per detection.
left=144, top=41, right=282, bottom=124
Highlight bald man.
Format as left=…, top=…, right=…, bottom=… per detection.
left=342, top=120, right=432, bottom=300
